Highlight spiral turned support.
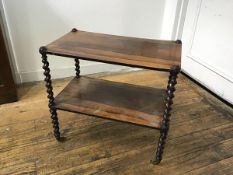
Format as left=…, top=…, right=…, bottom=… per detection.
left=75, top=58, right=80, bottom=78
left=40, top=46, right=61, bottom=140
left=151, top=65, right=180, bottom=165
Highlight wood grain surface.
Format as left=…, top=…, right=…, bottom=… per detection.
left=46, top=30, right=181, bottom=70
left=55, top=76, right=165, bottom=129
left=0, top=70, right=233, bottom=175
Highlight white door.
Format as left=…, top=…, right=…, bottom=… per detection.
left=181, top=0, right=233, bottom=104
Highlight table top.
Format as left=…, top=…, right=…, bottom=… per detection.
left=46, top=29, right=181, bottom=71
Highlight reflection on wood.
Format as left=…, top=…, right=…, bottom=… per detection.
left=55, top=76, right=166, bottom=129
left=46, top=30, right=181, bottom=71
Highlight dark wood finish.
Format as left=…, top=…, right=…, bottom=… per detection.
left=55, top=76, right=165, bottom=129
left=40, top=29, right=182, bottom=164
left=0, top=22, right=17, bottom=104
left=74, top=58, right=80, bottom=78
left=40, top=47, right=61, bottom=140
left=152, top=65, right=180, bottom=164
left=46, top=30, right=181, bottom=71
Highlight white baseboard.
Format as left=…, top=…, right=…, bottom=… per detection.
left=182, top=57, right=233, bottom=105
left=17, top=63, right=129, bottom=83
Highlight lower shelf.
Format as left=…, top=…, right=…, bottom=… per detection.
left=55, top=76, right=166, bottom=129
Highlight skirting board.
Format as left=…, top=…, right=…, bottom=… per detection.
left=182, top=57, right=233, bottom=105
left=17, top=63, right=130, bottom=83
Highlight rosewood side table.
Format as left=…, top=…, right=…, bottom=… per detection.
left=39, top=28, right=181, bottom=164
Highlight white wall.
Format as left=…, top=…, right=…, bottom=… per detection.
left=1, top=0, right=169, bottom=83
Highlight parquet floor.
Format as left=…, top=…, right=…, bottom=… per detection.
left=0, top=70, right=233, bottom=175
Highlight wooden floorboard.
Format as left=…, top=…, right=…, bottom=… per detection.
left=0, top=70, right=233, bottom=175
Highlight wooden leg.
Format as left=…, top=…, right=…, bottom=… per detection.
left=40, top=46, right=61, bottom=141
left=75, top=58, right=80, bottom=78
left=151, top=65, right=180, bottom=165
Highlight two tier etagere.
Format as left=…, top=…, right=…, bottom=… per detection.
left=39, top=28, right=181, bottom=164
